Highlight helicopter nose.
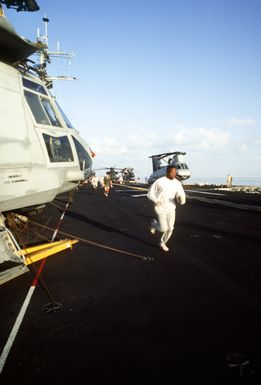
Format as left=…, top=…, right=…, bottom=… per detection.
left=65, top=170, right=85, bottom=182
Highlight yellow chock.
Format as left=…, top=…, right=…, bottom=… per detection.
left=19, top=239, right=79, bottom=265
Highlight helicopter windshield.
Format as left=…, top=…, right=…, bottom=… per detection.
left=24, top=90, right=62, bottom=127
left=23, top=78, right=48, bottom=95
left=72, top=136, right=92, bottom=171
left=24, top=90, right=50, bottom=125
left=55, top=101, right=74, bottom=129
left=40, top=97, right=61, bottom=127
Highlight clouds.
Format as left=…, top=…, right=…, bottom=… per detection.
left=229, top=116, right=256, bottom=127
left=93, top=137, right=125, bottom=155
left=89, top=117, right=261, bottom=179
left=130, top=126, right=230, bottom=153
left=124, top=129, right=159, bottom=150
left=254, top=138, right=261, bottom=146
left=137, top=126, right=230, bottom=153
left=90, top=124, right=232, bottom=176
left=169, top=126, right=230, bottom=151
left=102, top=137, right=126, bottom=155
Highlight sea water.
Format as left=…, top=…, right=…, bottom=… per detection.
left=186, top=176, right=261, bottom=186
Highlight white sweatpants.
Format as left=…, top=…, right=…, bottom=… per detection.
left=154, top=206, right=176, bottom=244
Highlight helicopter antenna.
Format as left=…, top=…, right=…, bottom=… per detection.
left=35, top=15, right=76, bottom=87
left=43, top=15, right=49, bottom=46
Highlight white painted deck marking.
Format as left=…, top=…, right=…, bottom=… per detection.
left=0, top=286, right=36, bottom=373
left=187, top=195, right=261, bottom=212
left=115, top=189, right=146, bottom=193
left=186, top=190, right=226, bottom=196
left=0, top=203, right=69, bottom=373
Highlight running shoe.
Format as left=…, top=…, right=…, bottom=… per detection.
left=159, top=242, right=169, bottom=252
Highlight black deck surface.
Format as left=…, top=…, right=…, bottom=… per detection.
left=1, top=184, right=261, bottom=385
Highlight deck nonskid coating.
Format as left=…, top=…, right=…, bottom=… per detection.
left=0, top=185, right=261, bottom=385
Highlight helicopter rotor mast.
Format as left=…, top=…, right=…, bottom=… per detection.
left=0, top=0, right=40, bottom=12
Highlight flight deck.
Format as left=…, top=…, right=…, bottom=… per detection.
left=1, top=184, right=261, bottom=385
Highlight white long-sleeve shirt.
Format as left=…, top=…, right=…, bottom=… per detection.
left=147, top=176, right=186, bottom=211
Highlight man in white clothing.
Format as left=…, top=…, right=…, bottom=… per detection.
left=147, top=165, right=186, bottom=252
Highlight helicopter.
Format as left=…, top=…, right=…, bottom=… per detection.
left=95, top=167, right=136, bottom=183
left=148, top=152, right=191, bottom=185
left=93, top=167, right=120, bottom=182
left=0, top=5, right=93, bottom=283
left=121, top=167, right=136, bottom=183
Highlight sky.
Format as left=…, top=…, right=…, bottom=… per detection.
left=4, top=0, right=261, bottom=181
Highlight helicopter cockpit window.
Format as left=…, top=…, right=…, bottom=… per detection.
left=55, top=101, right=74, bottom=128
left=24, top=90, right=50, bottom=125
left=72, top=136, right=92, bottom=170
left=23, top=78, right=48, bottom=95
left=42, top=134, right=74, bottom=163
left=40, top=98, right=62, bottom=127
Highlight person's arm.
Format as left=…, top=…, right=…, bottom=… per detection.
left=147, top=180, right=159, bottom=204
left=176, top=183, right=186, bottom=205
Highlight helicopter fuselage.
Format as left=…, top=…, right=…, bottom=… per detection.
left=0, top=61, right=92, bottom=212
left=148, top=163, right=191, bottom=184
left=148, top=152, right=191, bottom=185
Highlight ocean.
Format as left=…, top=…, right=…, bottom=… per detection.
left=185, top=176, right=261, bottom=186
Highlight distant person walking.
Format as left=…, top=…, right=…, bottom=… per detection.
left=103, top=173, right=113, bottom=197
left=227, top=174, right=233, bottom=188
left=98, top=176, right=104, bottom=188
left=147, top=165, right=186, bottom=252
left=90, top=174, right=98, bottom=190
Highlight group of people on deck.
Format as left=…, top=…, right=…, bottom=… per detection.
left=89, top=173, right=113, bottom=197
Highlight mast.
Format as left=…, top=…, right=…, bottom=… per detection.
left=36, top=16, right=76, bottom=87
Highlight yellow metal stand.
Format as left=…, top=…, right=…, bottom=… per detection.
left=19, top=239, right=79, bottom=265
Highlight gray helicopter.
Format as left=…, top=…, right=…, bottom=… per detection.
left=0, top=3, right=93, bottom=283
left=95, top=167, right=136, bottom=183
left=148, top=152, right=191, bottom=185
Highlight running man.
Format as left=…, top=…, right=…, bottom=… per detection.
left=147, top=165, right=186, bottom=252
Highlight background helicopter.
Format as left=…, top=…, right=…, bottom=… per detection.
left=95, top=167, right=136, bottom=183
left=121, top=167, right=136, bottom=183
left=148, top=152, right=191, bottom=185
